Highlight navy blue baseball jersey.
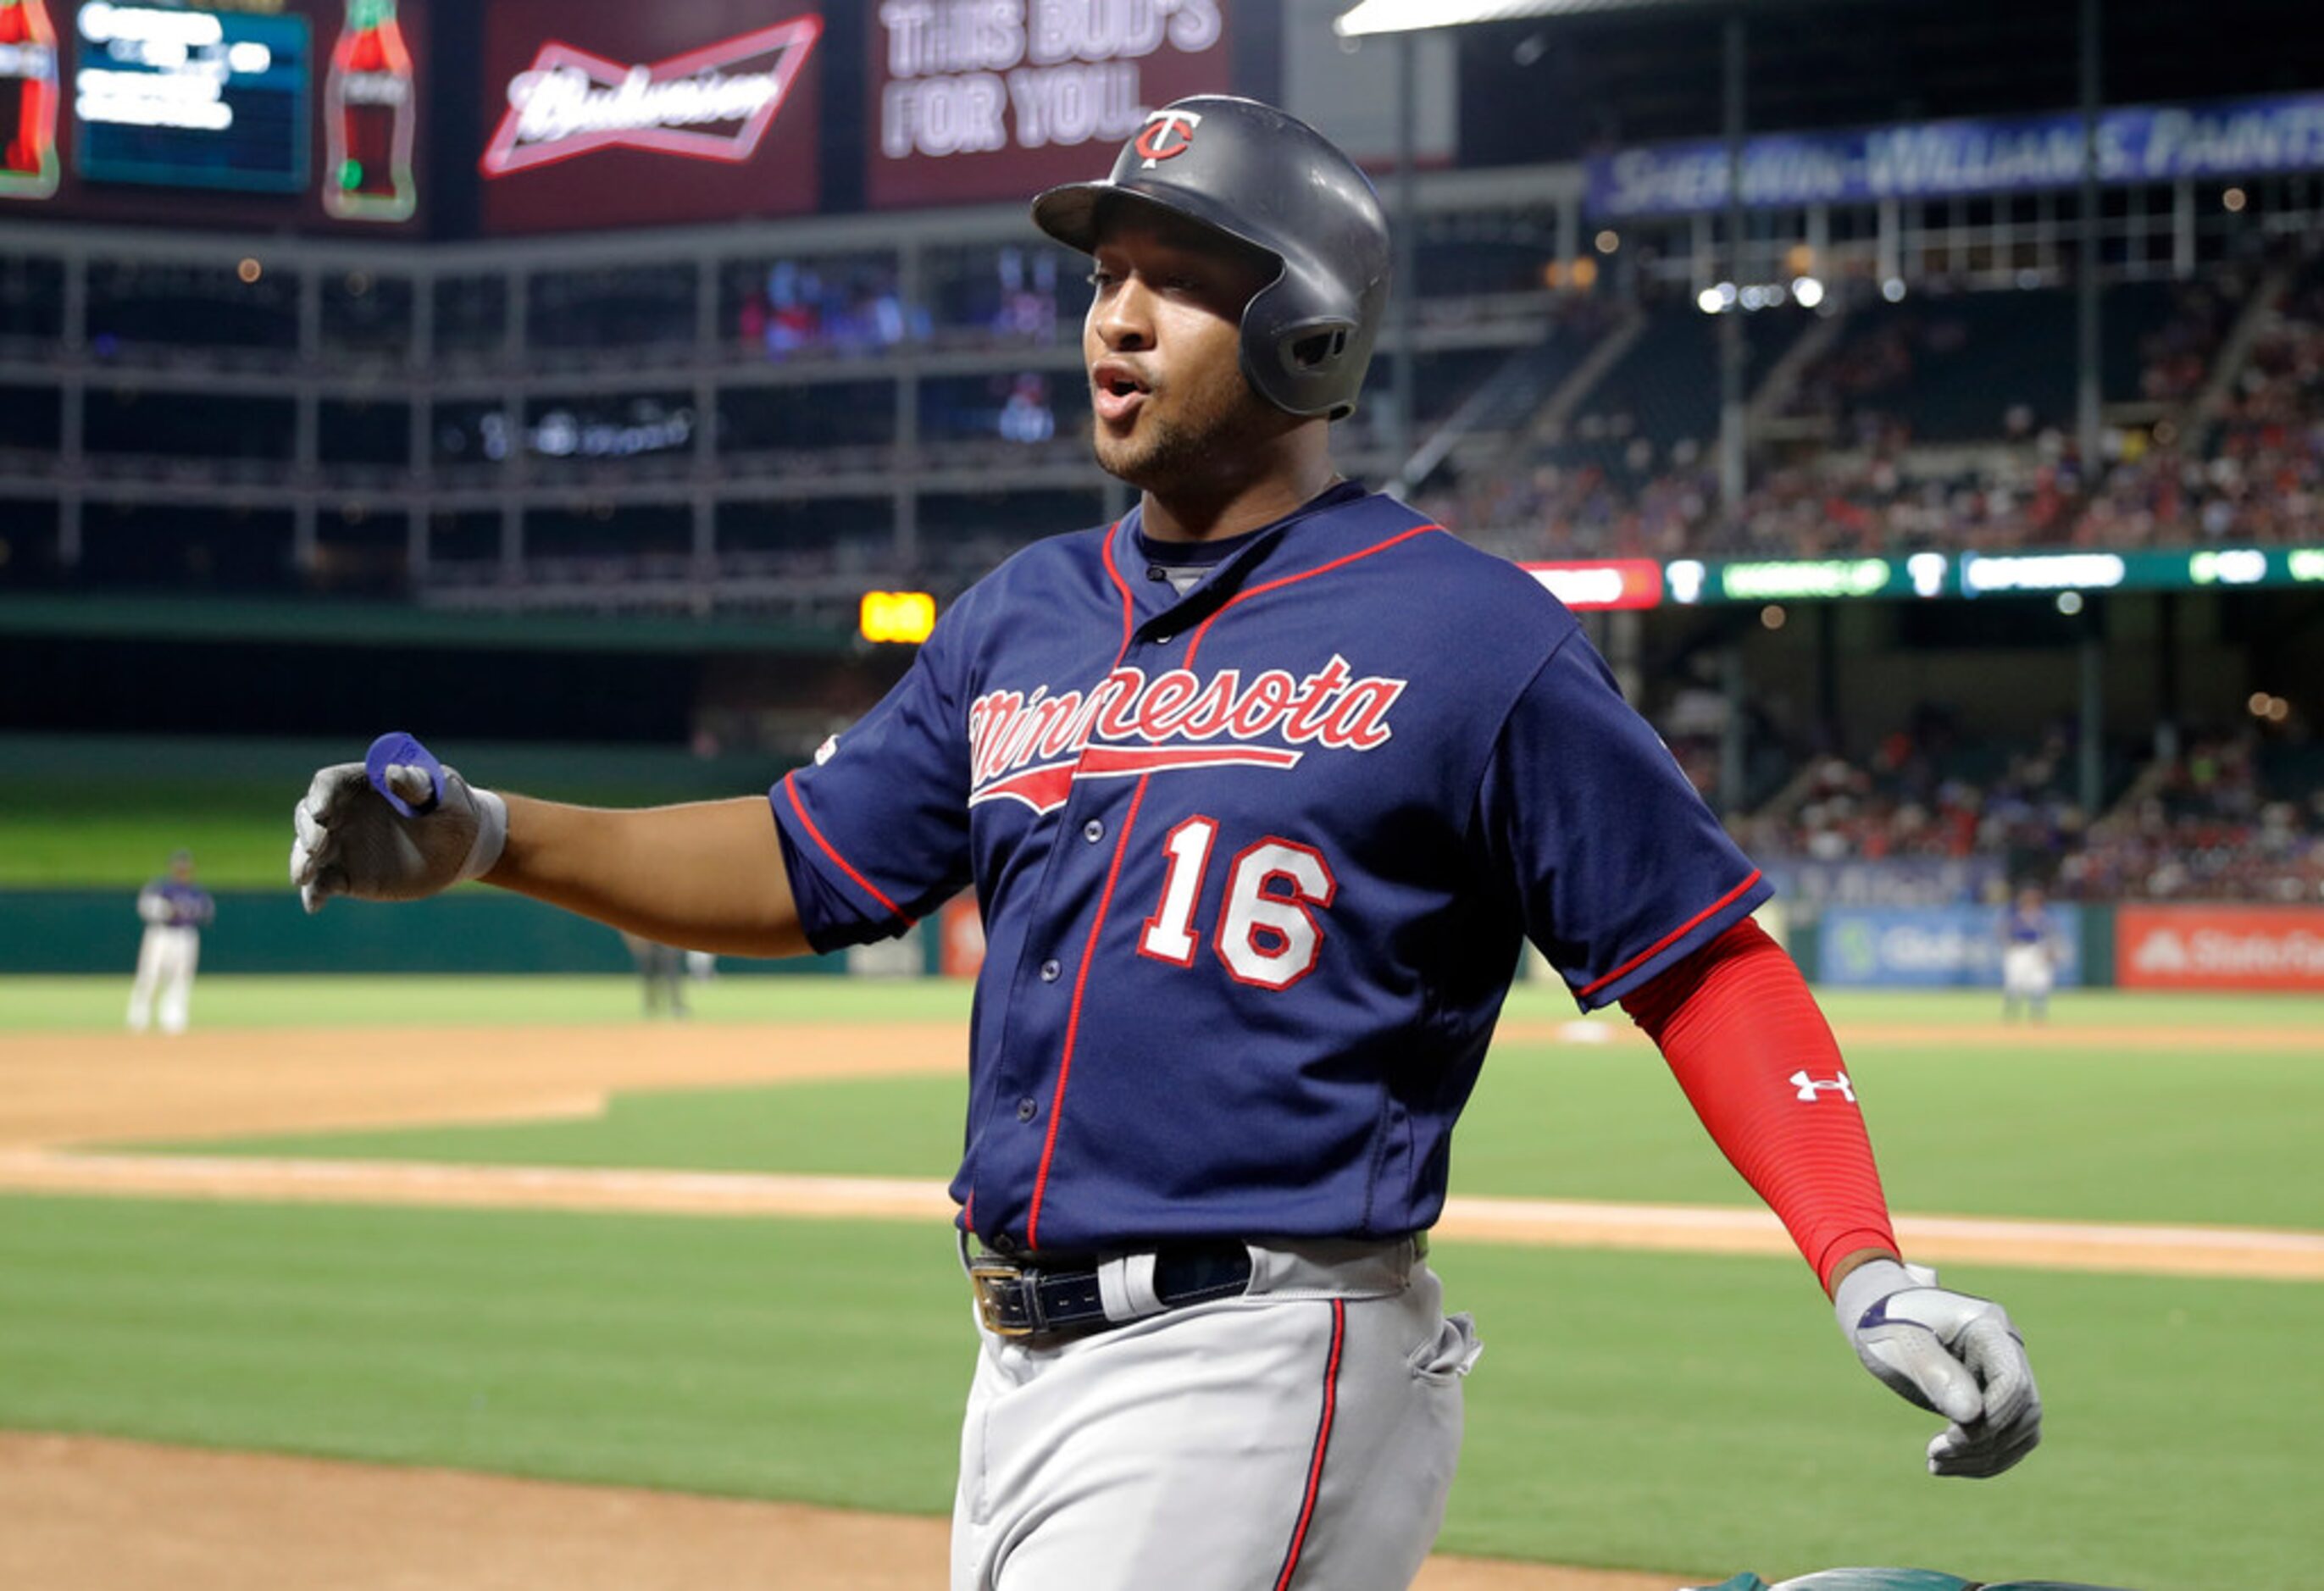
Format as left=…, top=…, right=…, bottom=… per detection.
left=2003, top=906, right=2054, bottom=945
left=143, top=879, right=216, bottom=929
left=769, top=483, right=1770, bottom=1254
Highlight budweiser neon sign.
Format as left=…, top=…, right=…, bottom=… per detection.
left=481, top=17, right=819, bottom=175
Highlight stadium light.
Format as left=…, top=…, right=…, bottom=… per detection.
left=1335, top=0, right=1714, bottom=35
left=1334, top=0, right=1868, bottom=34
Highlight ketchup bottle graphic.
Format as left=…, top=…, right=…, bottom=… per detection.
left=324, top=0, right=416, bottom=221
left=0, top=0, right=60, bottom=202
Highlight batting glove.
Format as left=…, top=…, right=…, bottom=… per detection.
left=1833, top=1258, right=2042, bottom=1478
left=290, top=733, right=508, bottom=913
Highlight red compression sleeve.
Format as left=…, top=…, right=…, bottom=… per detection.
left=1620, top=918, right=1899, bottom=1292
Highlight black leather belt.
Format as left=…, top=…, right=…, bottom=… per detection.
left=967, top=1240, right=1252, bottom=1340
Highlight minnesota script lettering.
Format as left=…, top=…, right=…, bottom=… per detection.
left=968, top=657, right=1406, bottom=813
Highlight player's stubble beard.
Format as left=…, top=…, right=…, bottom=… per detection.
left=1090, top=367, right=1300, bottom=507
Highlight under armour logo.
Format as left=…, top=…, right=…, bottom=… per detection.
left=1789, top=1069, right=1855, bottom=1103
left=1134, top=109, right=1202, bottom=167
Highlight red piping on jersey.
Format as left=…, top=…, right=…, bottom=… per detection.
left=781, top=772, right=907, bottom=923
left=1273, top=1299, right=1348, bottom=1591
left=1184, top=524, right=1442, bottom=670
left=1016, top=522, right=1141, bottom=1249
left=1101, top=521, right=1134, bottom=657
left=1577, top=868, right=1764, bottom=1001
left=1025, top=771, right=1153, bottom=1250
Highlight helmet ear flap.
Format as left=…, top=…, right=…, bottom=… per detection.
left=1287, top=324, right=1351, bottom=371
left=1256, top=313, right=1363, bottom=419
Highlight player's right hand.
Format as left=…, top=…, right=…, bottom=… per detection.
left=290, top=735, right=508, bottom=913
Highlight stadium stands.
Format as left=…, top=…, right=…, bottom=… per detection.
left=6, top=108, right=2321, bottom=920
left=1430, top=245, right=2324, bottom=563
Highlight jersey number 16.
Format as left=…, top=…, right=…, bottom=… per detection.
left=1137, top=816, right=1336, bottom=990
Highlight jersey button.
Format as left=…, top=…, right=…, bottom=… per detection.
left=1082, top=819, right=1103, bottom=843
left=1016, top=1096, right=1039, bottom=1123
left=1040, top=959, right=1061, bottom=982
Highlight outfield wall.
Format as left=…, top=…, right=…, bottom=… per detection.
left=0, top=891, right=849, bottom=977
left=8, top=892, right=2319, bottom=990
left=1815, top=906, right=2092, bottom=989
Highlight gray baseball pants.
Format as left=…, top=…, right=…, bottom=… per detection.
left=951, top=1238, right=1481, bottom=1590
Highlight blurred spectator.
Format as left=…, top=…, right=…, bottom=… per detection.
left=733, top=257, right=921, bottom=361
left=1436, top=258, right=2324, bottom=560
left=1727, top=722, right=2322, bottom=904
left=2057, top=732, right=2324, bottom=902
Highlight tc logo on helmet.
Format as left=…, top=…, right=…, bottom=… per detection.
left=1134, top=109, right=1202, bottom=168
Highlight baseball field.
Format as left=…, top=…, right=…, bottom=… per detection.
left=2, top=974, right=2318, bottom=1590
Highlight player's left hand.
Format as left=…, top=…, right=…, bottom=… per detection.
left=1833, top=1258, right=2042, bottom=1478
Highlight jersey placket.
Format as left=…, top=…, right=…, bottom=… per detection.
left=975, top=524, right=1261, bottom=1255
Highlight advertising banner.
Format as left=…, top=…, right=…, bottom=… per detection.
left=1653, top=544, right=2324, bottom=609
left=1588, top=91, right=2324, bottom=219
left=1818, top=906, right=2083, bottom=989
left=1521, top=559, right=1662, bottom=612
left=2, top=0, right=426, bottom=231
left=480, top=0, right=819, bottom=234
left=868, top=0, right=1229, bottom=210
left=2116, top=906, right=2324, bottom=991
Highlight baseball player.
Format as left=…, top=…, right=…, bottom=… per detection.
left=618, top=929, right=691, bottom=1018
left=127, top=848, right=214, bottom=1034
left=291, top=98, right=2042, bottom=1590
left=1999, top=884, right=2061, bottom=1023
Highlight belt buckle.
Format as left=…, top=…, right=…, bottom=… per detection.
left=968, top=1260, right=1037, bottom=1337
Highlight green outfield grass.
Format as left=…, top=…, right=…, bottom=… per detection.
left=80, top=982, right=2324, bottom=1230
left=11, top=972, right=2323, bottom=1034
left=5, top=978, right=2320, bottom=1585
left=0, top=735, right=786, bottom=889
left=0, top=973, right=980, bottom=1031
left=0, top=1195, right=2312, bottom=1590
left=0, top=809, right=306, bottom=891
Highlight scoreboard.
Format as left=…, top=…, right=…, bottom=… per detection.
left=73, top=3, right=311, bottom=192
left=0, top=0, right=423, bottom=231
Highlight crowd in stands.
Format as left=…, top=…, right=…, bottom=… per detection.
left=732, top=258, right=923, bottom=360
left=1733, top=723, right=2088, bottom=868
left=2058, top=735, right=2324, bottom=903
left=1434, top=258, right=2324, bottom=560
left=1726, top=720, right=2324, bottom=902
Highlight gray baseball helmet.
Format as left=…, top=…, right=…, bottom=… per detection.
left=1030, top=96, right=1391, bottom=422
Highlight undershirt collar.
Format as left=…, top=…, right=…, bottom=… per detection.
left=1132, top=479, right=1364, bottom=594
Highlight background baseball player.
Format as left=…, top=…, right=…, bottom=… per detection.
left=618, top=929, right=691, bottom=1018
left=290, top=98, right=2042, bottom=1591
left=1999, top=884, right=2061, bottom=1022
left=127, top=848, right=214, bottom=1035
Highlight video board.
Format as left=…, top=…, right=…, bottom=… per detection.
left=868, top=0, right=1231, bottom=209
left=480, top=0, right=821, bottom=235
left=0, top=0, right=425, bottom=230
left=73, top=3, right=311, bottom=192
